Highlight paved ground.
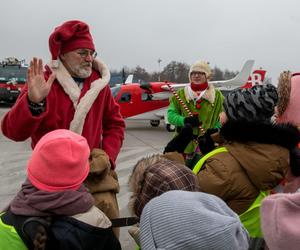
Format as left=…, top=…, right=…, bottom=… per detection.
left=0, top=107, right=173, bottom=250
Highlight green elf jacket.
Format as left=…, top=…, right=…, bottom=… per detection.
left=167, top=84, right=224, bottom=154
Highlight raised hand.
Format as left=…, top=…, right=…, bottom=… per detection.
left=27, top=57, right=56, bottom=103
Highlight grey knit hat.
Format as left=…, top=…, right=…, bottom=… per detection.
left=140, top=190, right=249, bottom=250
left=224, top=84, right=278, bottom=122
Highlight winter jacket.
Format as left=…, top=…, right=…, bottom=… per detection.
left=196, top=121, right=300, bottom=215
left=1, top=59, right=125, bottom=168
left=167, top=84, right=223, bottom=154
left=0, top=206, right=121, bottom=250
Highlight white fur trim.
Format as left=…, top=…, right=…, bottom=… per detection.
left=189, top=60, right=212, bottom=81
left=48, top=59, right=81, bottom=107
left=52, top=60, right=59, bottom=69
left=71, top=206, right=111, bottom=228
left=47, top=58, right=110, bottom=134
left=184, top=83, right=216, bottom=104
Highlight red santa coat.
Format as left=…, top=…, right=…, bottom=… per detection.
left=1, top=59, right=125, bottom=169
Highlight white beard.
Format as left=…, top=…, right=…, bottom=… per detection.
left=65, top=60, right=92, bottom=78
left=75, top=66, right=92, bottom=78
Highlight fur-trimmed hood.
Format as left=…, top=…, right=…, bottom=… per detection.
left=220, top=120, right=300, bottom=178
left=184, top=82, right=216, bottom=104
left=220, top=120, right=300, bottom=150
left=277, top=71, right=300, bottom=126
left=46, top=58, right=110, bottom=134
left=277, top=71, right=292, bottom=117
left=128, top=153, right=199, bottom=217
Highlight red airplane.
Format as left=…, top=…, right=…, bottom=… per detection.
left=112, top=60, right=267, bottom=131
left=111, top=81, right=174, bottom=130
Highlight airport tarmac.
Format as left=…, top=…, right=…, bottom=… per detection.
left=0, top=107, right=173, bottom=250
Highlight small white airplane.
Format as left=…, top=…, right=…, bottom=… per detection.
left=112, top=60, right=258, bottom=131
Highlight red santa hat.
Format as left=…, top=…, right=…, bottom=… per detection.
left=49, top=20, right=95, bottom=61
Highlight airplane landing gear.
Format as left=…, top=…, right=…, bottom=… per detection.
left=150, top=120, right=160, bottom=127
left=166, top=124, right=175, bottom=132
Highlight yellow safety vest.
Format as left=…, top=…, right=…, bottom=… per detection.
left=0, top=213, right=27, bottom=250
left=192, top=147, right=228, bottom=174
left=192, top=147, right=266, bottom=238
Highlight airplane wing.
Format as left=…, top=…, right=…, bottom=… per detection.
left=161, top=59, right=255, bottom=91
left=151, top=92, right=172, bottom=100
left=161, top=83, right=187, bottom=91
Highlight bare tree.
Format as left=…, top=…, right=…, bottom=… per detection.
left=160, top=61, right=189, bottom=83
left=110, top=62, right=239, bottom=84
left=211, top=66, right=224, bottom=81
left=133, top=66, right=150, bottom=83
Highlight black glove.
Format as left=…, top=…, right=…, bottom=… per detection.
left=164, top=124, right=195, bottom=154
left=290, top=146, right=300, bottom=177
left=198, top=128, right=219, bottom=155
left=184, top=115, right=200, bottom=127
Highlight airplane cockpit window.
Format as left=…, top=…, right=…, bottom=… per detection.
left=120, top=92, right=131, bottom=102
left=111, top=86, right=121, bottom=98
left=141, top=92, right=152, bottom=101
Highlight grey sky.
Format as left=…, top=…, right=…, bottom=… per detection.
left=1, top=0, right=300, bottom=82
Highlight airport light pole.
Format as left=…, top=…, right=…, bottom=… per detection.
left=158, top=58, right=162, bottom=81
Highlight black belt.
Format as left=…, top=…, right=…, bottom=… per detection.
left=2, top=210, right=139, bottom=229
left=111, top=216, right=139, bottom=227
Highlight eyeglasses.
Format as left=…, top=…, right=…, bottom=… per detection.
left=191, top=71, right=206, bottom=76
left=76, top=50, right=97, bottom=59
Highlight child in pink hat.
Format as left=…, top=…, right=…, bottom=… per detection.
left=275, top=72, right=300, bottom=194
left=261, top=192, right=300, bottom=250
left=0, top=129, right=121, bottom=250
left=261, top=72, right=300, bottom=249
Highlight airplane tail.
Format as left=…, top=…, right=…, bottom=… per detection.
left=241, top=69, right=266, bottom=88
left=125, top=74, right=134, bottom=84
left=213, top=59, right=255, bottom=87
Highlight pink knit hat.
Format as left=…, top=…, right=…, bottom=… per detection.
left=49, top=20, right=95, bottom=60
left=27, top=129, right=90, bottom=192
left=261, top=192, right=300, bottom=250
left=276, top=72, right=300, bottom=125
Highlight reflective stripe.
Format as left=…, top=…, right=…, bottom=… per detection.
left=0, top=214, right=27, bottom=249
left=192, top=148, right=267, bottom=238
left=239, top=191, right=268, bottom=238
left=0, top=215, right=17, bottom=233
left=192, top=147, right=228, bottom=174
